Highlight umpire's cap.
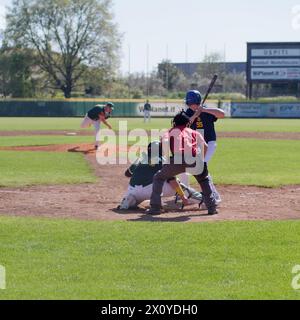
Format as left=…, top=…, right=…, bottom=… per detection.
left=172, top=111, right=190, bottom=127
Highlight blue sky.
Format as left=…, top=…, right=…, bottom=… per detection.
left=1, top=0, right=300, bottom=73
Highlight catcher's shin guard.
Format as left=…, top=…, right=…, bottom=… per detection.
left=175, top=183, right=204, bottom=207
left=181, top=183, right=204, bottom=204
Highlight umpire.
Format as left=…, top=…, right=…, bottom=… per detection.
left=146, top=111, right=218, bottom=216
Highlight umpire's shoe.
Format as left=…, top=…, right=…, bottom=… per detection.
left=208, top=208, right=219, bottom=216
left=146, top=206, right=163, bottom=215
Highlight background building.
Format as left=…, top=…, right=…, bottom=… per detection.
left=173, top=62, right=246, bottom=77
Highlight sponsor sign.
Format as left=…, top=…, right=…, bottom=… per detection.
left=251, top=68, right=300, bottom=80
left=251, top=59, right=300, bottom=67
left=251, top=48, right=300, bottom=57
left=231, top=102, right=300, bottom=118
left=231, top=103, right=265, bottom=118
left=136, top=101, right=218, bottom=117
left=276, top=103, right=300, bottom=117
left=136, top=102, right=183, bottom=117
left=220, top=101, right=231, bottom=117
left=247, top=43, right=300, bottom=84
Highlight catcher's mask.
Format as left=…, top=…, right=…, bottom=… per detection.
left=147, top=141, right=162, bottom=160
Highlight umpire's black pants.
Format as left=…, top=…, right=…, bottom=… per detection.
left=150, top=161, right=216, bottom=211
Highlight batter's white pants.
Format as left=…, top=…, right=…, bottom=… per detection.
left=81, top=115, right=101, bottom=147
left=204, top=141, right=217, bottom=163
left=203, top=140, right=221, bottom=203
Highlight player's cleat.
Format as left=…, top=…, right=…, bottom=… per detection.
left=95, top=145, right=99, bottom=150
left=208, top=208, right=219, bottom=216
left=145, top=207, right=162, bottom=215
left=199, top=197, right=221, bottom=210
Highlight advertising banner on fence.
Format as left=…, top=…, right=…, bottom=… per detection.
left=231, top=102, right=300, bottom=118
left=231, top=103, right=265, bottom=118
left=135, top=101, right=219, bottom=117
left=275, top=103, right=300, bottom=118
left=136, top=102, right=183, bottom=117
left=220, top=101, right=231, bottom=117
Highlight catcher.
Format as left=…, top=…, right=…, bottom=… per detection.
left=80, top=102, right=114, bottom=149
left=117, top=141, right=204, bottom=210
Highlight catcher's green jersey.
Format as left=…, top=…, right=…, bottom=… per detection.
left=129, top=161, right=162, bottom=187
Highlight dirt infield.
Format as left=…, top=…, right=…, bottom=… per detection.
left=1, top=130, right=300, bottom=140
left=0, top=143, right=299, bottom=222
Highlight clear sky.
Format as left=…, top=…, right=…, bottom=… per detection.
left=1, top=0, right=300, bottom=73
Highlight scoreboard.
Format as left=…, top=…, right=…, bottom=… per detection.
left=247, top=42, right=300, bottom=97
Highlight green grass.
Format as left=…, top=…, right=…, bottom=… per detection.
left=0, top=136, right=93, bottom=147
left=0, top=138, right=299, bottom=187
left=0, top=117, right=169, bottom=132
left=0, top=117, right=300, bottom=133
left=0, top=117, right=83, bottom=131
left=0, top=135, right=151, bottom=148
left=209, top=139, right=300, bottom=187
left=0, top=151, right=96, bottom=187
left=0, top=217, right=300, bottom=300
left=215, top=118, right=300, bottom=133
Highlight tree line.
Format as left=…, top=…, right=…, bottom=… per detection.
left=0, top=0, right=247, bottom=99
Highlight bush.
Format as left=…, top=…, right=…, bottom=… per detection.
left=209, top=92, right=246, bottom=100
left=254, top=96, right=299, bottom=102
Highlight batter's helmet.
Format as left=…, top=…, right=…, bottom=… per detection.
left=185, top=90, right=202, bottom=106
left=147, top=141, right=162, bottom=159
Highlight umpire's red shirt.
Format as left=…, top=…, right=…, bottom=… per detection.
left=163, top=125, right=205, bottom=158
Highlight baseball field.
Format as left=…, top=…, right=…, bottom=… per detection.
left=0, top=117, right=300, bottom=299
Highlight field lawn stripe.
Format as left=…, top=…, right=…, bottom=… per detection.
left=0, top=217, right=300, bottom=299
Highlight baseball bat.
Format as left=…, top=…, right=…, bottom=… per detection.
left=187, top=74, right=218, bottom=127
left=201, top=74, right=218, bottom=106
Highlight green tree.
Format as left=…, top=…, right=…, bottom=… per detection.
left=223, top=72, right=246, bottom=94
left=0, top=47, right=35, bottom=97
left=5, top=0, right=121, bottom=98
left=197, top=52, right=226, bottom=81
left=158, top=59, right=181, bottom=91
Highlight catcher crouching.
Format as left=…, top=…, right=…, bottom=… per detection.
left=117, top=141, right=204, bottom=211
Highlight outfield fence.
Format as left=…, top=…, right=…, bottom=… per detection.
left=0, top=99, right=219, bottom=118
left=0, top=99, right=299, bottom=118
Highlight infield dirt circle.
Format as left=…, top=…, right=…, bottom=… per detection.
left=0, top=137, right=299, bottom=223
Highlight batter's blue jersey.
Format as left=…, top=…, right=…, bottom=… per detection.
left=185, top=108, right=218, bottom=143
